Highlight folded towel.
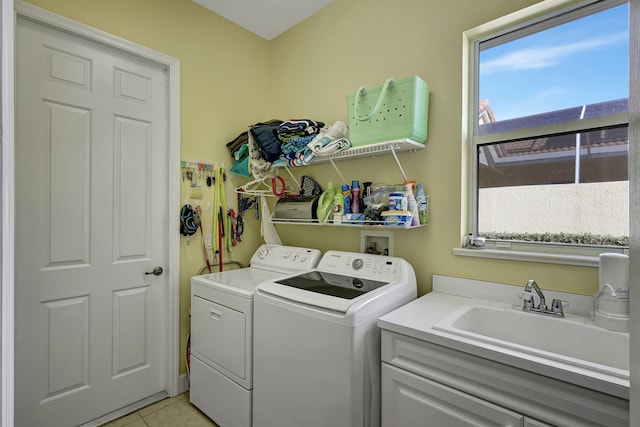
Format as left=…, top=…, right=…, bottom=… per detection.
left=306, top=121, right=350, bottom=156
left=277, top=121, right=350, bottom=166
left=308, top=137, right=350, bottom=156
left=280, top=150, right=316, bottom=167
left=280, top=135, right=316, bottom=154
left=277, top=119, right=324, bottom=142
left=325, top=121, right=348, bottom=139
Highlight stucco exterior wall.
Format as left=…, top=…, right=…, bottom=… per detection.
left=479, top=181, right=629, bottom=236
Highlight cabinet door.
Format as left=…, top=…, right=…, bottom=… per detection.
left=525, top=418, right=554, bottom=427
left=382, top=364, right=523, bottom=427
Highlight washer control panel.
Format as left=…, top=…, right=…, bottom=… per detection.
left=250, top=244, right=322, bottom=273
left=317, top=250, right=406, bottom=282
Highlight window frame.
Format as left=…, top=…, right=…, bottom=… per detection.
left=458, top=0, right=629, bottom=267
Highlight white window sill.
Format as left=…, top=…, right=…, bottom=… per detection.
left=452, top=247, right=599, bottom=267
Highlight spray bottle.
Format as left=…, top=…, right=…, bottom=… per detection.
left=403, top=180, right=420, bottom=227
left=416, top=183, right=428, bottom=225
left=362, top=182, right=372, bottom=211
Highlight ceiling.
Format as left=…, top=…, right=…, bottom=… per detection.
left=193, top=0, right=334, bottom=40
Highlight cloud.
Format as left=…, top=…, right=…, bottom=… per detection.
left=480, top=32, right=627, bottom=76
left=496, top=87, right=568, bottom=120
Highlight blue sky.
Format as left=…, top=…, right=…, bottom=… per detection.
left=479, top=3, right=629, bottom=121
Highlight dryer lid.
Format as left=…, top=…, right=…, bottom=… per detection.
left=192, top=268, right=285, bottom=298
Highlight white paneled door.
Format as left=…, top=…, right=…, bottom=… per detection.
left=16, top=17, right=169, bottom=427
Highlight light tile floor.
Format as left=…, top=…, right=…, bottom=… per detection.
left=101, top=392, right=218, bottom=427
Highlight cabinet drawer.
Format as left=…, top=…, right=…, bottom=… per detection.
left=382, top=363, right=523, bottom=427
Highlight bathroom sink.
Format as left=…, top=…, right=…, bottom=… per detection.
left=433, top=303, right=629, bottom=380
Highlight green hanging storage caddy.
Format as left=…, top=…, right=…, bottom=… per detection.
left=346, top=75, right=430, bottom=147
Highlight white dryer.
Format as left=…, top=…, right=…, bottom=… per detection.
left=253, top=251, right=417, bottom=427
left=190, top=244, right=321, bottom=427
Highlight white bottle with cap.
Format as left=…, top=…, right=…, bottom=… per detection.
left=593, top=253, right=629, bottom=332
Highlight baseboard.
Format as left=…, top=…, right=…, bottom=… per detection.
left=178, top=372, right=190, bottom=395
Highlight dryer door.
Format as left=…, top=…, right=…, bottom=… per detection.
left=192, top=296, right=246, bottom=380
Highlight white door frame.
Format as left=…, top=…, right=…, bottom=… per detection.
left=12, top=0, right=182, bottom=408
left=630, top=1, right=639, bottom=425
left=2, top=0, right=16, bottom=425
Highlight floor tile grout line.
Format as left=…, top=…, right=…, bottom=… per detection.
left=137, top=392, right=187, bottom=418
left=104, top=392, right=198, bottom=426
left=138, top=393, right=188, bottom=424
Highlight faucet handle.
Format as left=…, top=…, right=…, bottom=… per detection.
left=551, top=299, right=568, bottom=315
left=519, top=291, right=534, bottom=309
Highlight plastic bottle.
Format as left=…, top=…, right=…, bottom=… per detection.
left=332, top=191, right=345, bottom=224
left=350, top=180, right=361, bottom=214
left=362, top=182, right=372, bottom=210
left=316, top=182, right=336, bottom=223
left=342, top=184, right=352, bottom=215
left=416, top=183, right=428, bottom=225
left=403, top=180, right=419, bottom=227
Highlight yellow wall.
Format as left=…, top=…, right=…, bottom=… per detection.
left=267, top=0, right=599, bottom=297
left=23, top=0, right=601, bottom=378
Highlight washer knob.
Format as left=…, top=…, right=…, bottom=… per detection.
left=258, top=248, right=269, bottom=259
left=352, top=259, right=364, bottom=270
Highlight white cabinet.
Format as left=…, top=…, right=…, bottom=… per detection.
left=382, top=364, right=523, bottom=427
left=379, top=330, right=629, bottom=427
left=381, top=363, right=555, bottom=427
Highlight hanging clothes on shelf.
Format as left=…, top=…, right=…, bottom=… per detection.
left=235, top=130, right=300, bottom=197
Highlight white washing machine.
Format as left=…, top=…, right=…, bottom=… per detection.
left=253, top=251, right=417, bottom=427
left=190, top=244, right=321, bottom=427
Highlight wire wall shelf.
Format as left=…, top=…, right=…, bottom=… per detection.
left=270, top=215, right=425, bottom=229
left=312, top=138, right=425, bottom=163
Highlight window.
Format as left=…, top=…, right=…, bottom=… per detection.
left=462, top=0, right=629, bottom=264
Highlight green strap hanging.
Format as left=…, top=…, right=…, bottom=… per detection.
left=353, top=77, right=394, bottom=121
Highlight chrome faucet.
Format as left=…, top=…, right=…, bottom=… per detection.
left=520, top=279, right=567, bottom=318
left=525, top=279, right=547, bottom=310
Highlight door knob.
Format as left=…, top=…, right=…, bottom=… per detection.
left=145, top=266, right=163, bottom=276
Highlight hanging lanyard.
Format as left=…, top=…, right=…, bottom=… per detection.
left=194, top=206, right=212, bottom=273
left=213, top=166, right=232, bottom=259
